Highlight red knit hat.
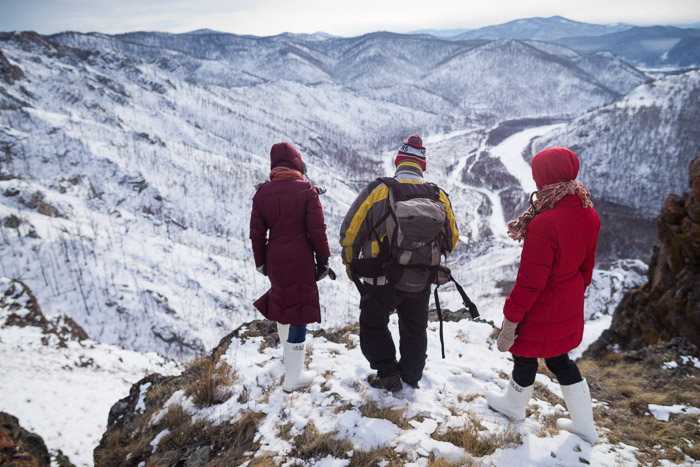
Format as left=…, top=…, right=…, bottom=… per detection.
left=394, top=134, right=426, bottom=171
left=270, top=142, right=303, bottom=173
left=531, top=147, right=580, bottom=190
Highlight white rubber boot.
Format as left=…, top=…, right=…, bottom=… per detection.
left=282, top=341, right=316, bottom=393
left=557, top=379, right=599, bottom=444
left=277, top=322, right=312, bottom=350
left=486, top=378, right=534, bottom=421
left=276, top=322, right=289, bottom=348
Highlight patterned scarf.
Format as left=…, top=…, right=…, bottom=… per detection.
left=507, top=180, right=593, bottom=242
left=270, top=166, right=303, bottom=181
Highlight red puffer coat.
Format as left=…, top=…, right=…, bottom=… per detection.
left=250, top=143, right=331, bottom=325
left=504, top=148, right=601, bottom=358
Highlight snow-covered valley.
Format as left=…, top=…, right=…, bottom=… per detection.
left=0, top=26, right=698, bottom=466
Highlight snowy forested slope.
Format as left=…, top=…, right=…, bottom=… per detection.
left=2, top=24, right=698, bottom=467
left=0, top=28, right=692, bottom=364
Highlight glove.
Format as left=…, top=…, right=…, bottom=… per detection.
left=315, top=256, right=330, bottom=281
left=496, top=318, right=518, bottom=352
left=256, top=264, right=267, bottom=276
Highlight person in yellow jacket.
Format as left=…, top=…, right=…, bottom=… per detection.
left=339, top=134, right=458, bottom=391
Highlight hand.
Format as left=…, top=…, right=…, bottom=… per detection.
left=496, top=318, right=518, bottom=352
left=256, top=264, right=267, bottom=276
left=315, top=256, right=330, bottom=281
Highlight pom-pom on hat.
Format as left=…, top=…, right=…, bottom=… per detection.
left=394, top=134, right=427, bottom=171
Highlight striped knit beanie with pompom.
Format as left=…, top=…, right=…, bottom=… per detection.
left=394, top=134, right=426, bottom=171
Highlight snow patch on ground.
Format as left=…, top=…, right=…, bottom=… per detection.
left=0, top=324, right=180, bottom=467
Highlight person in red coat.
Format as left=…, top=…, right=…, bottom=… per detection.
left=250, top=142, right=331, bottom=392
left=487, top=147, right=600, bottom=444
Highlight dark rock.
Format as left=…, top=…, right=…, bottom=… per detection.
left=3, top=215, right=20, bottom=229
left=105, top=373, right=175, bottom=427
left=1, top=279, right=90, bottom=346
left=185, top=446, right=211, bottom=466
left=0, top=49, right=25, bottom=85
left=37, top=200, right=60, bottom=217
left=0, top=412, right=50, bottom=467
left=585, top=157, right=700, bottom=358
left=54, top=449, right=77, bottom=467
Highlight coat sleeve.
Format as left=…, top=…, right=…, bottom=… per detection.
left=249, top=195, right=268, bottom=267
left=338, top=181, right=388, bottom=266
left=439, top=189, right=459, bottom=254
left=503, top=218, right=556, bottom=323
left=306, top=188, right=331, bottom=258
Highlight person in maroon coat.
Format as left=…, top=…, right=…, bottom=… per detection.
left=250, top=142, right=331, bottom=392
left=487, top=147, right=600, bottom=444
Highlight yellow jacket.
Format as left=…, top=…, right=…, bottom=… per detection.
left=339, top=164, right=459, bottom=273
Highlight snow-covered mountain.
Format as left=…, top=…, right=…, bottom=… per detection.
left=556, top=26, right=700, bottom=69
left=531, top=69, right=700, bottom=259
left=0, top=29, right=656, bottom=359
left=533, top=70, right=700, bottom=215
left=451, top=16, right=630, bottom=41
left=0, top=21, right=698, bottom=466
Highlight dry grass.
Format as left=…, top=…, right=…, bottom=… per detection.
left=332, top=401, right=356, bottom=414
left=533, top=412, right=561, bottom=438
left=456, top=329, right=470, bottom=344
left=359, top=399, right=409, bottom=428
left=277, top=421, right=294, bottom=441
left=349, top=447, right=410, bottom=466
left=313, top=324, right=360, bottom=349
left=290, top=423, right=354, bottom=461
left=95, top=404, right=265, bottom=467
left=532, top=381, right=564, bottom=407
left=427, top=455, right=474, bottom=467
left=577, top=355, right=700, bottom=465
left=457, top=393, right=480, bottom=404
left=432, top=411, right=522, bottom=458
left=248, top=454, right=278, bottom=467
left=183, top=347, right=237, bottom=408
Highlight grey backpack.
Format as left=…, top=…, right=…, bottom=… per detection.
left=380, top=177, right=447, bottom=292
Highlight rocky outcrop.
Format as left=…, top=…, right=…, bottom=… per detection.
left=0, top=49, right=25, bottom=85
left=586, top=157, right=700, bottom=357
left=0, top=412, right=50, bottom=467
left=1, top=278, right=89, bottom=346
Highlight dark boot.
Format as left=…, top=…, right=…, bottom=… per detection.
left=367, top=373, right=402, bottom=392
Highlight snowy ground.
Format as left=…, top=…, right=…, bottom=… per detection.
left=0, top=284, right=181, bottom=467
left=152, top=316, right=642, bottom=466
left=0, top=255, right=646, bottom=466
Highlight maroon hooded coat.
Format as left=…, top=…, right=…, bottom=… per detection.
left=250, top=143, right=331, bottom=325
left=504, top=148, right=601, bottom=358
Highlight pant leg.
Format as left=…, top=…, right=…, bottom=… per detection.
left=544, top=353, right=583, bottom=385
left=287, top=325, right=306, bottom=344
left=512, top=355, right=538, bottom=387
left=396, top=287, right=431, bottom=384
left=359, top=284, right=399, bottom=377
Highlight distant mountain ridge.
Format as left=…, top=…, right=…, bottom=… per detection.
left=555, top=26, right=700, bottom=68
left=410, top=16, right=700, bottom=68
left=451, top=16, right=630, bottom=41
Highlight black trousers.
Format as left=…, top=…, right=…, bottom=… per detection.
left=359, top=283, right=431, bottom=384
left=512, top=353, right=583, bottom=387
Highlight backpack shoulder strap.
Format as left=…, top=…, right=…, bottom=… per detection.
left=377, top=176, right=398, bottom=191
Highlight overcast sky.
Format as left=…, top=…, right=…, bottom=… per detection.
left=1, top=0, right=699, bottom=36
